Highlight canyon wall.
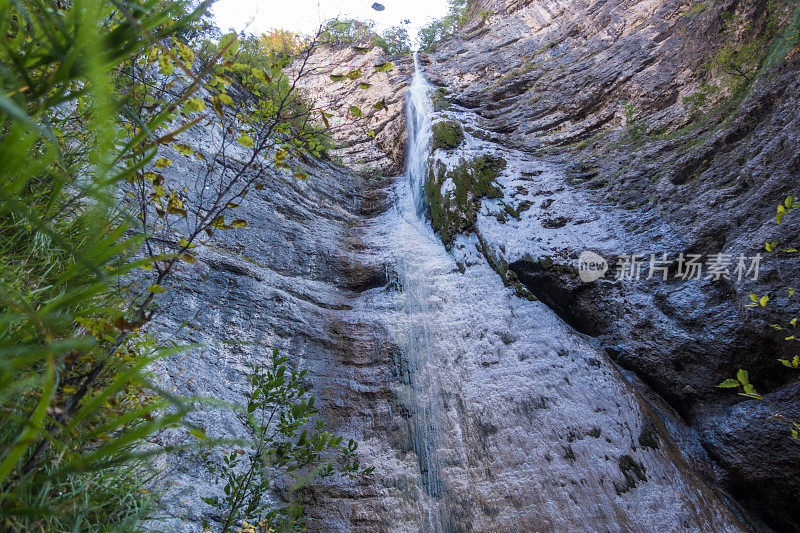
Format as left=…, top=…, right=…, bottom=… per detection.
left=423, top=0, right=800, bottom=528
left=153, top=1, right=800, bottom=529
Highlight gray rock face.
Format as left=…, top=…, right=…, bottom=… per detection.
left=423, top=0, right=800, bottom=529
left=148, top=0, right=800, bottom=529
left=292, top=45, right=412, bottom=174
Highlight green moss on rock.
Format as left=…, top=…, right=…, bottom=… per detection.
left=431, top=89, right=452, bottom=112
left=431, top=120, right=464, bottom=151
left=424, top=155, right=507, bottom=248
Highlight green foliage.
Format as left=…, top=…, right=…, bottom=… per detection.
left=0, top=0, right=367, bottom=530
left=621, top=102, right=648, bottom=142
left=682, top=83, right=719, bottom=120
left=704, top=5, right=783, bottom=91
left=372, top=25, right=412, bottom=55
left=720, top=194, right=799, bottom=440
left=0, top=0, right=209, bottom=528
left=201, top=350, right=372, bottom=532
left=425, top=155, right=506, bottom=247
left=194, top=34, right=330, bottom=153
left=717, top=369, right=762, bottom=399
left=319, top=18, right=374, bottom=46
left=431, top=120, right=465, bottom=151
left=418, top=0, right=471, bottom=52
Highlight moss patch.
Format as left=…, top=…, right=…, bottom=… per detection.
left=431, top=120, right=464, bottom=151
left=425, top=155, right=506, bottom=248
left=431, top=88, right=453, bottom=112
left=615, top=455, right=647, bottom=495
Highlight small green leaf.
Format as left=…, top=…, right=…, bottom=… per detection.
left=718, top=378, right=740, bottom=388
left=760, top=295, right=769, bottom=307
left=182, top=97, right=206, bottom=113
left=237, top=134, right=254, bottom=147
left=154, top=158, right=173, bottom=168
left=230, top=219, right=248, bottom=228
left=358, top=82, right=373, bottom=89
left=349, top=106, right=363, bottom=118
left=147, top=284, right=167, bottom=294
left=173, top=143, right=194, bottom=155
left=736, top=369, right=750, bottom=386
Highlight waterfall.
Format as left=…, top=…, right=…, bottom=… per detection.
left=348, top=53, right=751, bottom=532
left=405, top=52, right=435, bottom=215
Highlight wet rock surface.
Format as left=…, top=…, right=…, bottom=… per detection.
left=424, top=0, right=800, bottom=528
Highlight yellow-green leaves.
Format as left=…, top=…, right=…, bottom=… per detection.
left=349, top=106, right=363, bottom=118
left=237, top=134, right=255, bottom=147
left=219, top=33, right=239, bottom=60
left=746, top=293, right=769, bottom=307
left=173, top=143, right=194, bottom=156
left=189, top=428, right=208, bottom=440
left=353, top=46, right=371, bottom=54
left=217, top=93, right=234, bottom=105
left=777, top=195, right=799, bottom=224
left=147, top=284, right=167, bottom=294
left=230, top=219, right=248, bottom=228
left=373, top=99, right=388, bottom=111
left=358, top=82, right=373, bottom=89
left=718, top=369, right=762, bottom=399
left=252, top=69, right=270, bottom=83
left=765, top=241, right=778, bottom=252
left=154, top=158, right=172, bottom=168
left=182, top=97, right=206, bottom=113
left=330, top=74, right=346, bottom=82
left=177, top=42, right=194, bottom=64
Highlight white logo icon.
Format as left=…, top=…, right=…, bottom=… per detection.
left=578, top=251, right=608, bottom=282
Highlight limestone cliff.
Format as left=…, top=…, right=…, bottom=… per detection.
left=293, top=44, right=412, bottom=174
left=152, top=0, right=800, bottom=531
left=424, top=0, right=800, bottom=528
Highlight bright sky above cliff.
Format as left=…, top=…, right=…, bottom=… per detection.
left=211, top=0, right=451, bottom=44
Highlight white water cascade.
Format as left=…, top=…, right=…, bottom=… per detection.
left=405, top=53, right=436, bottom=214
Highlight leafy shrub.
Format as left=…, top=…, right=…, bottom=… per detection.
left=0, top=1, right=359, bottom=531
left=622, top=102, right=648, bottom=142
left=0, top=0, right=208, bottom=528
left=259, top=29, right=307, bottom=57
left=682, top=83, right=719, bottom=120
left=373, top=25, right=412, bottom=55
left=201, top=349, right=372, bottom=532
